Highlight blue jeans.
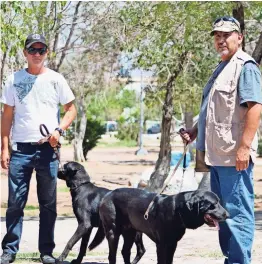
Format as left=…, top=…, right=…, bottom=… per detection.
left=210, top=162, right=255, bottom=264
left=2, top=142, right=58, bottom=255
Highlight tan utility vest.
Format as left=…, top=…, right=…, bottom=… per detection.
left=205, top=49, right=259, bottom=166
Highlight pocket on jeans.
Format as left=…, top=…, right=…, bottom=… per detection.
left=212, top=123, right=239, bottom=155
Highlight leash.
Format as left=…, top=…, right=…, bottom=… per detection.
left=178, top=142, right=188, bottom=193
left=144, top=141, right=189, bottom=220
left=38, top=124, right=62, bottom=168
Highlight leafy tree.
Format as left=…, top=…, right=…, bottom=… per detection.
left=1, top=1, right=124, bottom=161
left=119, top=1, right=262, bottom=191
left=0, top=1, right=30, bottom=84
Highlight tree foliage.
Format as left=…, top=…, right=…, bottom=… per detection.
left=119, top=1, right=262, bottom=191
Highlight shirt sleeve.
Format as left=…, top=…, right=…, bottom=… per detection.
left=238, top=62, right=262, bottom=107
left=58, top=75, right=75, bottom=105
left=1, top=75, right=15, bottom=106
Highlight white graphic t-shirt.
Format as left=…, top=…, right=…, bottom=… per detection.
left=1, top=68, right=75, bottom=142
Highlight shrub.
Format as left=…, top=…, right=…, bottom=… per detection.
left=115, top=116, right=139, bottom=142
left=83, top=117, right=106, bottom=160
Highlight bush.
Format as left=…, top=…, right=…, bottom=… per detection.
left=83, top=117, right=106, bottom=160
left=258, top=139, right=262, bottom=157
left=115, top=116, right=139, bottom=142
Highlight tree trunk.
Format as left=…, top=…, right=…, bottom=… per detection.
left=184, top=112, right=193, bottom=129
left=73, top=97, right=86, bottom=162
left=146, top=76, right=175, bottom=192
left=252, top=31, right=262, bottom=64
left=0, top=51, right=7, bottom=85
left=233, top=2, right=245, bottom=51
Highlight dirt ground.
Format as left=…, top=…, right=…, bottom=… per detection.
left=1, top=137, right=262, bottom=263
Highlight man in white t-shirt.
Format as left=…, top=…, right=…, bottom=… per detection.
left=1, top=34, right=77, bottom=264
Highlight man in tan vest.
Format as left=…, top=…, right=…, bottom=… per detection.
left=181, top=17, right=262, bottom=264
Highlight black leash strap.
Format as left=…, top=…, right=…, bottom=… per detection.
left=144, top=128, right=189, bottom=220
left=38, top=124, right=61, bottom=165
left=144, top=142, right=188, bottom=220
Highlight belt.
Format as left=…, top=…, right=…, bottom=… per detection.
left=16, top=142, right=49, bottom=146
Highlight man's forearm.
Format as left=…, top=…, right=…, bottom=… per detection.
left=240, top=103, right=262, bottom=148
left=1, top=105, right=14, bottom=151
left=59, top=102, right=77, bottom=131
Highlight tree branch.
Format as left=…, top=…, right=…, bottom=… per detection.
left=55, top=1, right=81, bottom=72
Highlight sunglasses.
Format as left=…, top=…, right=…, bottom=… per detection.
left=214, top=16, right=240, bottom=28
left=26, top=47, right=47, bottom=55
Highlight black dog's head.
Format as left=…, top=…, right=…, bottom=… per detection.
left=58, top=162, right=91, bottom=189
left=180, top=190, right=229, bottom=229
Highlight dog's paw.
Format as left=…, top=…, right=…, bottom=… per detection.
left=56, top=256, right=64, bottom=263
left=70, top=259, right=80, bottom=264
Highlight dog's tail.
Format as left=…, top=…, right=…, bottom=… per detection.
left=88, top=222, right=105, bottom=251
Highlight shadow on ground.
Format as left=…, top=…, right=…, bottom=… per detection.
left=57, top=261, right=107, bottom=264
left=104, top=160, right=155, bottom=166
left=1, top=216, right=77, bottom=222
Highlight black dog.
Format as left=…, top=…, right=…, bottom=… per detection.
left=99, top=188, right=229, bottom=264
left=57, top=162, right=145, bottom=264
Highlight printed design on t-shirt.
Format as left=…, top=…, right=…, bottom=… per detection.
left=14, top=76, right=37, bottom=103
left=51, top=80, right=58, bottom=91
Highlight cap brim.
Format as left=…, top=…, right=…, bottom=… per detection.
left=210, top=27, right=240, bottom=36
left=26, top=41, right=47, bottom=49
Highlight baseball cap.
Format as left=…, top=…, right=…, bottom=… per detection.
left=24, top=33, right=47, bottom=49
left=210, top=16, right=241, bottom=36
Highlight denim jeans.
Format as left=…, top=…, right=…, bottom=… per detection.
left=2, top=142, right=58, bottom=255
left=210, top=162, right=255, bottom=264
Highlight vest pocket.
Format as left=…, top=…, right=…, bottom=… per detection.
left=213, top=84, right=236, bottom=124
left=212, top=123, right=239, bottom=155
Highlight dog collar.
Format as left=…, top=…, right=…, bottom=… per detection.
left=70, top=180, right=90, bottom=191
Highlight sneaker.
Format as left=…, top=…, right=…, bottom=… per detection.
left=0, top=252, right=16, bottom=264
left=40, top=253, right=56, bottom=264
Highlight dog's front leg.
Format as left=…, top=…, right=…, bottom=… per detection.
left=166, top=243, right=177, bottom=264
left=57, top=224, right=92, bottom=263
left=156, top=243, right=168, bottom=264
left=70, top=229, right=92, bottom=264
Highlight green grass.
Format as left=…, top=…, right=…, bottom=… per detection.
left=15, top=252, right=77, bottom=263
left=1, top=202, right=8, bottom=208
left=1, top=202, right=39, bottom=215
left=61, top=212, right=74, bottom=217
left=14, top=251, right=108, bottom=263
left=57, top=186, right=70, bottom=192
left=98, top=139, right=137, bottom=147
left=24, top=205, right=39, bottom=210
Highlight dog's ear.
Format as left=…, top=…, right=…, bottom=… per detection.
left=186, top=201, right=193, bottom=211
left=186, top=193, right=201, bottom=212
left=66, top=162, right=82, bottom=175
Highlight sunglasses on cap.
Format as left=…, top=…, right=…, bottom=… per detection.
left=214, top=16, right=240, bottom=28
left=26, top=46, right=47, bottom=55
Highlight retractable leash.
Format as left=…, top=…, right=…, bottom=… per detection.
left=38, top=124, right=62, bottom=169
left=144, top=129, right=189, bottom=220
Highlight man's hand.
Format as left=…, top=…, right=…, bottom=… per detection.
left=1, top=149, right=10, bottom=169
left=49, top=130, right=60, bottom=147
left=179, top=127, right=198, bottom=144
left=236, top=145, right=250, bottom=171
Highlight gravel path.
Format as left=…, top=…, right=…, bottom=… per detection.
left=1, top=212, right=262, bottom=264
left=1, top=145, right=262, bottom=263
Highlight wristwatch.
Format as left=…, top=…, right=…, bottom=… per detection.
left=55, top=127, right=64, bottom=136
